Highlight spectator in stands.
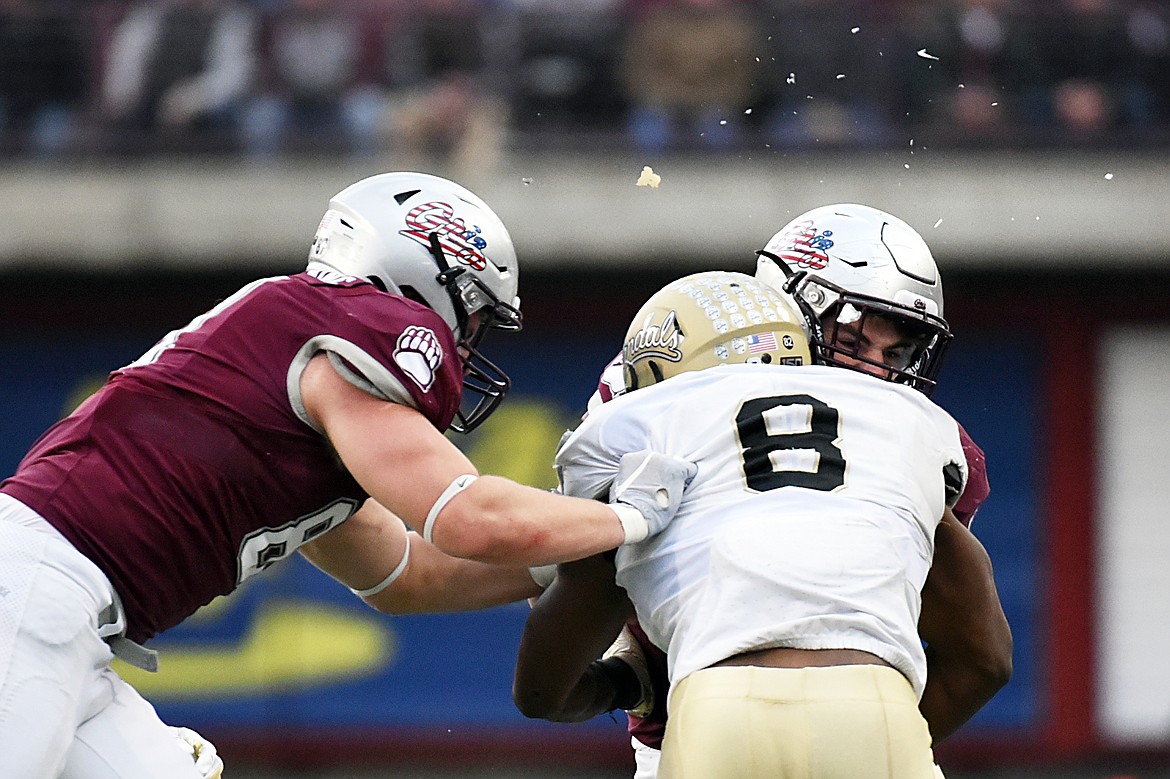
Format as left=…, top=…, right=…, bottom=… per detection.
left=756, top=0, right=900, bottom=149
left=99, top=0, right=257, bottom=154
left=0, top=0, right=91, bottom=159
left=1035, top=0, right=1168, bottom=142
left=1127, top=1, right=1170, bottom=117
left=504, top=0, right=628, bottom=137
left=618, top=0, right=759, bottom=153
left=382, top=0, right=509, bottom=173
left=241, top=0, right=389, bottom=159
left=898, top=0, right=1048, bottom=144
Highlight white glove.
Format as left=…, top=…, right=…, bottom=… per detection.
left=609, top=449, right=697, bottom=543
left=173, top=726, right=225, bottom=779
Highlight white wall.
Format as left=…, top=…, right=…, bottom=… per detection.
left=1097, top=325, right=1170, bottom=743
left=2, top=151, right=1169, bottom=272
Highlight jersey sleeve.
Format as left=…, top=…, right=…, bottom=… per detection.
left=952, top=422, right=990, bottom=528
left=286, top=279, right=464, bottom=433
left=556, top=394, right=654, bottom=501
left=555, top=421, right=619, bottom=501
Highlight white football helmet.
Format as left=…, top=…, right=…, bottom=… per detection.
left=308, top=172, right=522, bottom=432
left=623, top=271, right=813, bottom=392
left=756, top=203, right=951, bottom=394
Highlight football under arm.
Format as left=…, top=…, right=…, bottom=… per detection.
left=299, top=499, right=545, bottom=614
left=917, top=507, right=1014, bottom=743
left=513, top=553, right=637, bottom=722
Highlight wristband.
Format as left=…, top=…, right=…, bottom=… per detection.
left=350, top=536, right=411, bottom=597
left=611, top=503, right=648, bottom=544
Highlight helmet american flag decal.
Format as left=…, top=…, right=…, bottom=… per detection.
left=748, top=332, right=778, bottom=353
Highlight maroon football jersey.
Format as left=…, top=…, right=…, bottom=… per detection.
left=953, top=423, right=989, bottom=527
left=588, top=352, right=993, bottom=749
left=1, top=272, right=462, bottom=643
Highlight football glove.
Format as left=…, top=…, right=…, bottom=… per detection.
left=610, top=450, right=697, bottom=543
left=173, top=726, right=224, bottom=779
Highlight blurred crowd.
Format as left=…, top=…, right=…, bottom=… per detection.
left=1, top=0, right=1169, bottom=165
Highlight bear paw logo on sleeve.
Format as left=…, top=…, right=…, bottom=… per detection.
left=394, top=326, right=444, bottom=391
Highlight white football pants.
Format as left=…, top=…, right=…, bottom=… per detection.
left=0, top=494, right=202, bottom=778
left=632, top=737, right=662, bottom=779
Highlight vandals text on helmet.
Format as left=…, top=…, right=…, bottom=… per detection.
left=624, top=310, right=684, bottom=365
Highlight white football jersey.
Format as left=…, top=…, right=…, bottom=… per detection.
left=555, top=363, right=966, bottom=700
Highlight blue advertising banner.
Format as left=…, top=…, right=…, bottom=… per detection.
left=0, top=326, right=1039, bottom=739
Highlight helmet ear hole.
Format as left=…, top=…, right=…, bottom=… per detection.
left=367, top=275, right=389, bottom=293
left=398, top=284, right=430, bottom=309
left=648, top=360, right=665, bottom=384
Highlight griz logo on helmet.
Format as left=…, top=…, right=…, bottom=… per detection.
left=774, top=220, right=832, bottom=270
left=400, top=201, right=491, bottom=271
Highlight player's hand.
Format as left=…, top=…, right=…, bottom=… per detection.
left=602, top=624, right=655, bottom=718
left=609, top=449, right=697, bottom=542
left=172, top=726, right=224, bottom=779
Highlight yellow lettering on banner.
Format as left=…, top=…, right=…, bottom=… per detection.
left=114, top=603, right=392, bottom=698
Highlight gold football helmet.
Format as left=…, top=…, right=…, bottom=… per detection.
left=622, top=271, right=813, bottom=392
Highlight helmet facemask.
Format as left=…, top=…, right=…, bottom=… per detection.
left=817, top=298, right=950, bottom=394
left=424, top=233, right=522, bottom=433
left=757, top=248, right=951, bottom=394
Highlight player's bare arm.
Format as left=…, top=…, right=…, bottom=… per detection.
left=300, top=353, right=689, bottom=566
left=513, top=553, right=637, bottom=722
left=299, top=498, right=544, bottom=614
left=918, top=506, right=1013, bottom=742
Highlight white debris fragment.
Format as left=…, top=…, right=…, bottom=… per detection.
left=836, top=74, right=845, bottom=79
left=851, top=26, right=860, bottom=33
left=744, top=108, right=753, bottom=114
left=933, top=218, right=943, bottom=228
left=916, top=48, right=939, bottom=60
left=1105, top=172, right=1114, bottom=180
left=786, top=73, right=796, bottom=84
left=636, top=166, right=661, bottom=188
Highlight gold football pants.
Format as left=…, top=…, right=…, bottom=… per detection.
left=659, top=664, right=940, bottom=779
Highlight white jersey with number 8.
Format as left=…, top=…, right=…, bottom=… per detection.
left=555, top=363, right=966, bottom=701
